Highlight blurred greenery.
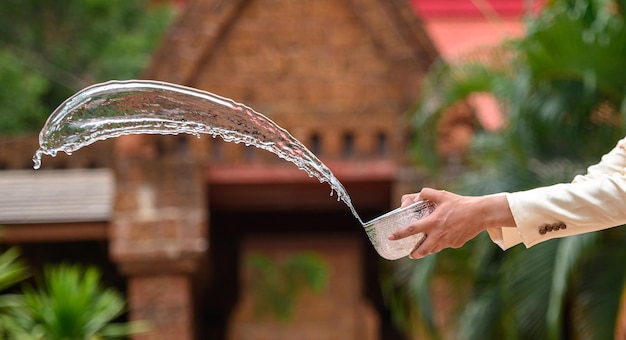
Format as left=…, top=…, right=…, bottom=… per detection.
left=18, top=264, right=148, bottom=339
left=0, top=248, right=144, bottom=339
left=0, top=0, right=174, bottom=134
left=246, top=252, right=329, bottom=322
left=390, top=0, right=626, bottom=339
left=0, top=247, right=29, bottom=339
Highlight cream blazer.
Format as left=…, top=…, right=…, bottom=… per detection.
left=488, top=136, right=626, bottom=250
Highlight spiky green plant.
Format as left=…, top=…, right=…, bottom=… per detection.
left=15, top=264, right=147, bottom=340
left=0, top=247, right=29, bottom=338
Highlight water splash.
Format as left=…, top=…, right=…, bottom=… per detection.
left=33, top=80, right=364, bottom=225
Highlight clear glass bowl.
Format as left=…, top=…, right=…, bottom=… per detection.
left=363, top=201, right=436, bottom=260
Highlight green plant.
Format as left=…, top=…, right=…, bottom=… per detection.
left=0, top=247, right=29, bottom=338
left=15, top=264, right=147, bottom=340
left=389, top=0, right=626, bottom=339
left=246, top=252, right=329, bottom=322
left=0, top=0, right=174, bottom=134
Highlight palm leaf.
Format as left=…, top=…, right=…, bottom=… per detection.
left=457, top=287, right=505, bottom=340
left=517, top=0, right=626, bottom=159
left=384, top=255, right=440, bottom=337
left=500, top=242, right=558, bottom=339
left=546, top=233, right=598, bottom=339
left=569, top=228, right=626, bottom=339
left=0, top=248, right=29, bottom=292
left=0, top=248, right=29, bottom=338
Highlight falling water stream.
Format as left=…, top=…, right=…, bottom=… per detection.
left=33, top=80, right=436, bottom=259
left=32, top=80, right=364, bottom=225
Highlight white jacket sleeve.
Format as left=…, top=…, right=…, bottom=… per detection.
left=488, top=137, right=626, bottom=250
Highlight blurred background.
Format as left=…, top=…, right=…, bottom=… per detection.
left=1, top=0, right=625, bottom=339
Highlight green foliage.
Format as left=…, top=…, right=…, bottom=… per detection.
left=414, top=0, right=626, bottom=172
left=16, top=264, right=147, bottom=339
left=0, top=248, right=29, bottom=292
left=568, top=229, right=626, bottom=339
left=0, top=0, right=174, bottom=134
left=246, top=252, right=329, bottom=322
left=0, top=248, right=143, bottom=339
left=392, top=0, right=626, bottom=338
left=0, top=247, right=29, bottom=338
left=380, top=255, right=440, bottom=338
left=0, top=52, right=50, bottom=134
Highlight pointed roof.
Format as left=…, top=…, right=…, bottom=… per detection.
left=144, top=0, right=438, bottom=85
left=141, top=0, right=448, bottom=168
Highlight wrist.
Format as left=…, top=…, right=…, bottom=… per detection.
left=475, top=193, right=516, bottom=230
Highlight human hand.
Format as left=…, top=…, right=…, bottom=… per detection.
left=389, top=188, right=514, bottom=259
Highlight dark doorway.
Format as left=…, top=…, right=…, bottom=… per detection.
left=199, top=202, right=408, bottom=339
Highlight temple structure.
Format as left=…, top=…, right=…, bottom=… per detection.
left=0, top=0, right=529, bottom=339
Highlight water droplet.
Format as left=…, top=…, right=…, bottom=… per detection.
left=32, top=149, right=43, bottom=170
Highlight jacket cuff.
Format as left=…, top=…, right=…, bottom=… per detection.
left=487, top=227, right=523, bottom=250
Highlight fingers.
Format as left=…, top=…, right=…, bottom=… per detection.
left=387, top=224, right=432, bottom=260
left=400, top=188, right=446, bottom=208
left=391, top=189, right=442, bottom=241
left=408, top=233, right=427, bottom=259
left=409, top=243, right=427, bottom=260
left=409, top=234, right=438, bottom=260
left=400, top=193, right=420, bottom=208
left=396, top=188, right=453, bottom=259
left=388, top=220, right=424, bottom=240
left=409, top=248, right=422, bottom=260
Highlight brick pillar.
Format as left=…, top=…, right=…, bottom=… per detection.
left=111, top=135, right=207, bottom=340
left=128, top=275, right=195, bottom=340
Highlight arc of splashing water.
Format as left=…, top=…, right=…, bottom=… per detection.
left=33, top=79, right=364, bottom=225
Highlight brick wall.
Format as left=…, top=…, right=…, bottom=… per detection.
left=228, top=235, right=379, bottom=340
left=0, top=136, right=114, bottom=170
left=194, top=1, right=420, bottom=162
left=145, top=0, right=442, bottom=166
